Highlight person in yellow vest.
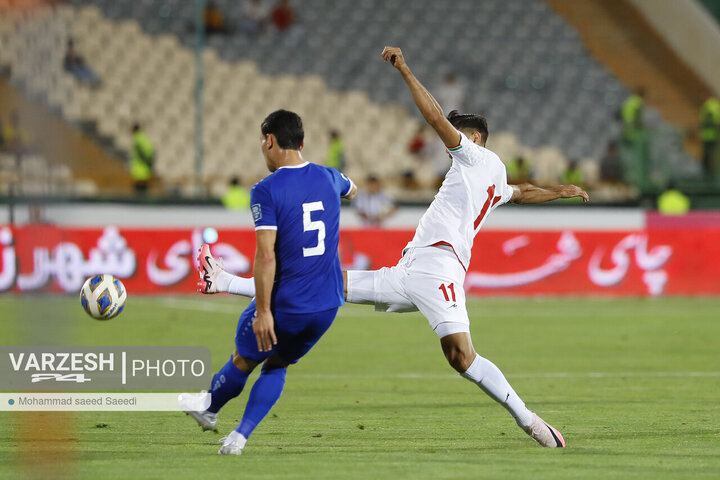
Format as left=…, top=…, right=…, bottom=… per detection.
left=2, top=110, right=30, bottom=154
left=326, top=130, right=345, bottom=171
left=621, top=88, right=652, bottom=192
left=700, top=97, right=720, bottom=176
left=222, top=177, right=251, bottom=210
left=506, top=156, right=531, bottom=184
left=130, top=123, right=155, bottom=194
left=657, top=183, right=690, bottom=216
left=622, top=88, right=645, bottom=143
left=561, top=160, right=585, bottom=189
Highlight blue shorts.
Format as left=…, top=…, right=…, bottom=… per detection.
left=235, top=299, right=338, bottom=365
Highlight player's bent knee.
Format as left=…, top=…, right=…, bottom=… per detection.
left=444, top=348, right=475, bottom=373
left=232, top=349, right=259, bottom=373
left=440, top=333, right=476, bottom=373
left=264, top=353, right=290, bottom=371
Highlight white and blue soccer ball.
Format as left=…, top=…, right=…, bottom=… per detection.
left=80, top=274, right=127, bottom=320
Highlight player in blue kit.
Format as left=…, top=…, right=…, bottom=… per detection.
left=181, top=109, right=357, bottom=455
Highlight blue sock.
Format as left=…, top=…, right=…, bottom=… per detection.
left=236, top=365, right=287, bottom=438
left=207, top=357, right=249, bottom=414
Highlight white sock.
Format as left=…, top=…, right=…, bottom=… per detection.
left=216, top=271, right=256, bottom=297
left=224, top=430, right=247, bottom=448
left=461, top=353, right=534, bottom=428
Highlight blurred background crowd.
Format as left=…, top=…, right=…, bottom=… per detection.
left=2, top=0, right=720, bottom=224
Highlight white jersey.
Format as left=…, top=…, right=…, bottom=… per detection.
left=405, top=131, right=513, bottom=269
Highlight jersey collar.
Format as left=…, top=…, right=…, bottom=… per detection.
left=276, top=161, right=309, bottom=170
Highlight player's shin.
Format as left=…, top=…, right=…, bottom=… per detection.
left=236, top=365, right=287, bottom=439
left=461, top=354, right=534, bottom=428
left=207, top=357, right=250, bottom=414
left=216, top=271, right=256, bottom=297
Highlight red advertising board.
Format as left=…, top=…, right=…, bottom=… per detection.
left=1, top=225, right=719, bottom=296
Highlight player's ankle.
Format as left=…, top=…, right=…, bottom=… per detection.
left=215, top=270, right=233, bottom=292
left=513, top=409, right=534, bottom=429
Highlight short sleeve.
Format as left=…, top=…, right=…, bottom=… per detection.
left=250, top=182, right=277, bottom=231
left=447, top=131, right=477, bottom=167
left=499, top=184, right=514, bottom=205
left=329, top=168, right=355, bottom=197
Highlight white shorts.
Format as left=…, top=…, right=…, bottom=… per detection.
left=347, top=246, right=469, bottom=338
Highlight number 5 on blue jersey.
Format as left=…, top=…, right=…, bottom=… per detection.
left=303, top=201, right=325, bottom=257
left=249, top=163, right=354, bottom=313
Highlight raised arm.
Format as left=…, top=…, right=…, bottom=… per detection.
left=253, top=229, right=278, bottom=352
left=381, top=46, right=460, bottom=149
left=510, top=183, right=589, bottom=204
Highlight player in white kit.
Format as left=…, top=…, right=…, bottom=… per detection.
left=198, top=46, right=588, bottom=448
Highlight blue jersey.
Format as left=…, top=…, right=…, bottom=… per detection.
left=250, top=161, right=353, bottom=314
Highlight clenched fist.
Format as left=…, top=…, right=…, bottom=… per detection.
left=381, top=46, right=407, bottom=70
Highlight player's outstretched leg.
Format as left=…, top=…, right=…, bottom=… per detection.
left=197, top=244, right=255, bottom=296
left=206, top=263, right=364, bottom=299
left=219, top=362, right=287, bottom=455
left=441, top=333, right=565, bottom=448
left=181, top=352, right=253, bottom=432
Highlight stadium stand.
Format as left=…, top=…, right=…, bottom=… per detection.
left=67, top=0, right=633, bottom=156
left=0, top=72, right=129, bottom=197
left=0, top=0, right=706, bottom=200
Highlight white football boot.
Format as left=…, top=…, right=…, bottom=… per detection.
left=197, top=243, right=223, bottom=294
left=218, top=430, right=247, bottom=455
left=520, top=412, right=566, bottom=448
left=179, top=392, right=217, bottom=432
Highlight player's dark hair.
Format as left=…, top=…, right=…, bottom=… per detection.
left=447, top=110, right=489, bottom=144
left=261, top=110, right=304, bottom=150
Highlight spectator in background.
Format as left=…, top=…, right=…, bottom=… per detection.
left=621, top=88, right=645, bottom=143
left=240, top=0, right=268, bottom=37
left=600, top=140, right=622, bottom=183
left=700, top=96, right=720, bottom=177
left=271, top=0, right=295, bottom=32
left=621, top=88, right=651, bottom=193
left=407, top=124, right=428, bottom=158
left=561, top=160, right=585, bottom=189
left=353, top=175, right=397, bottom=227
left=435, top=73, right=465, bottom=113
left=403, top=124, right=428, bottom=190
left=401, top=170, right=420, bottom=191
left=506, top=156, right=531, bottom=184
left=204, top=1, right=231, bottom=35
left=2, top=111, right=30, bottom=155
left=222, top=177, right=251, bottom=210
left=326, top=130, right=345, bottom=171
left=657, top=182, right=690, bottom=215
left=63, top=39, right=101, bottom=87
left=130, top=123, right=155, bottom=194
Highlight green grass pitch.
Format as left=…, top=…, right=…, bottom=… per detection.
left=1, top=296, right=719, bottom=479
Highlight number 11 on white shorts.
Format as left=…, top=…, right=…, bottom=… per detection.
left=439, top=283, right=456, bottom=302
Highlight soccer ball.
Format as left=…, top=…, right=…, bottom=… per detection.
left=80, top=274, right=127, bottom=320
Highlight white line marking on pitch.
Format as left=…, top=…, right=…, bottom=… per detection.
left=512, top=371, right=720, bottom=379
left=289, top=371, right=720, bottom=380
